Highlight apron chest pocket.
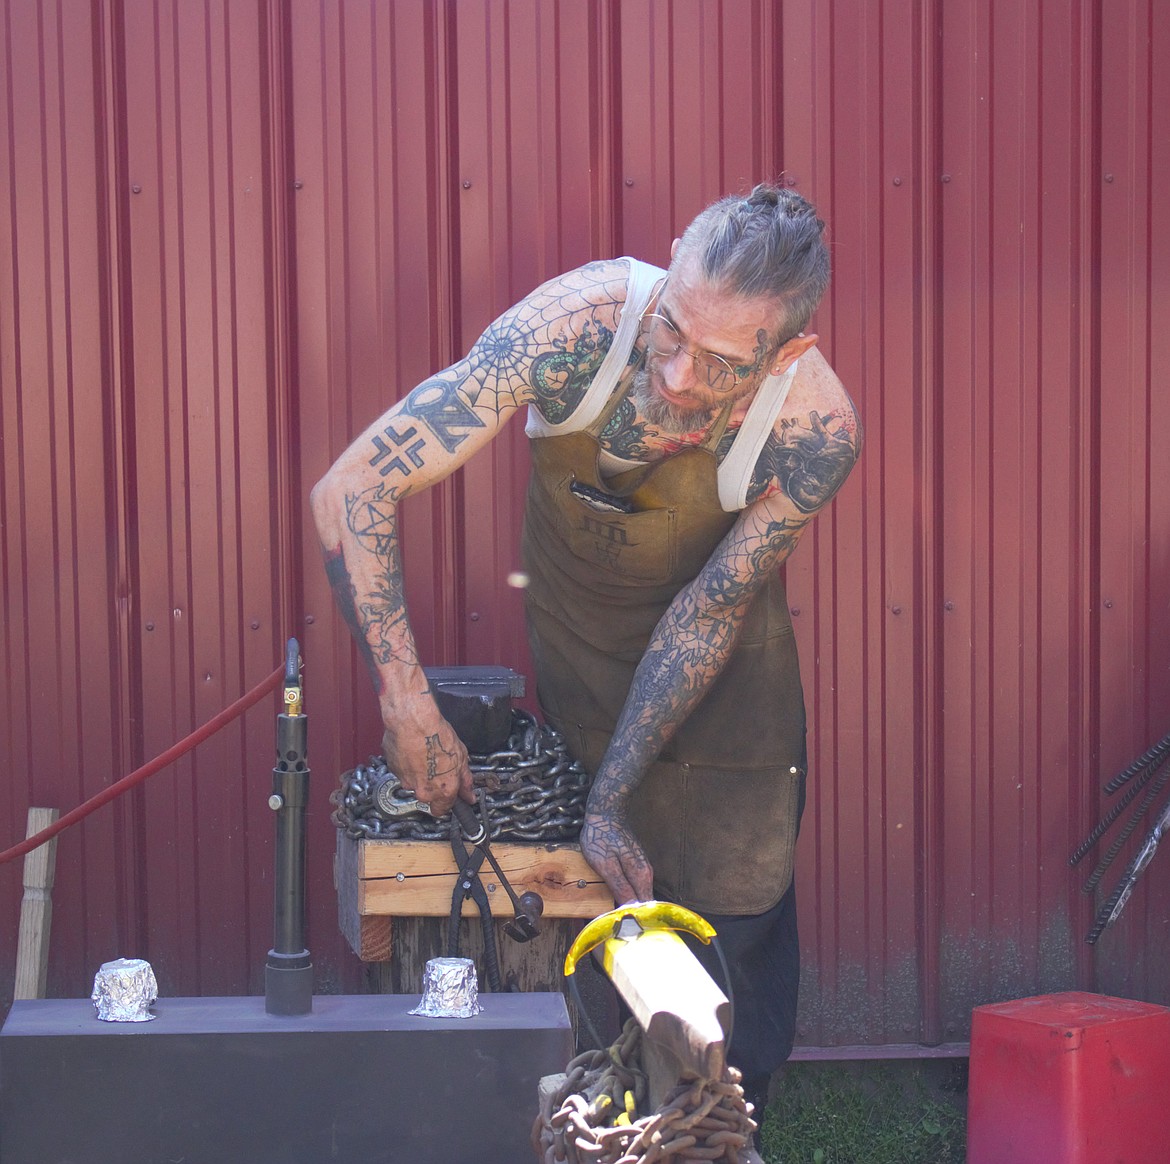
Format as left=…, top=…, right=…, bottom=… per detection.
left=557, top=485, right=678, bottom=584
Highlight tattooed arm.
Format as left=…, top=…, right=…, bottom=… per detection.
left=310, top=262, right=626, bottom=812
left=580, top=388, right=862, bottom=903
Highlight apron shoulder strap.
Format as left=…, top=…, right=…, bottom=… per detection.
left=525, top=258, right=664, bottom=439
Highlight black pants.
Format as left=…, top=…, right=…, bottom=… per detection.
left=681, top=878, right=800, bottom=1080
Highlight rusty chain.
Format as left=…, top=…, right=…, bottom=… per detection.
left=330, top=709, right=590, bottom=842
left=532, top=1019, right=757, bottom=1164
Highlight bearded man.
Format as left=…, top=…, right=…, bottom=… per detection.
left=311, top=184, right=861, bottom=1092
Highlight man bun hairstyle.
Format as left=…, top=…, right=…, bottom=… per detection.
left=674, top=182, right=830, bottom=344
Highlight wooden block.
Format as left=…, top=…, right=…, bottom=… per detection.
left=335, top=832, right=392, bottom=961
left=355, top=837, right=612, bottom=919
left=334, top=832, right=612, bottom=963
left=14, top=808, right=60, bottom=1000
left=604, top=929, right=729, bottom=1085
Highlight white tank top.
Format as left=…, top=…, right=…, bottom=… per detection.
left=525, top=257, right=799, bottom=512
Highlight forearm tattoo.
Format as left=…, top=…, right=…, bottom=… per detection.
left=589, top=514, right=805, bottom=810
left=342, top=482, right=418, bottom=667
left=323, top=545, right=384, bottom=691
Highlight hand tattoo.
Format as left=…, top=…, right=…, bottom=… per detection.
left=424, top=732, right=459, bottom=783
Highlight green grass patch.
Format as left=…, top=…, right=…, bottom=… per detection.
left=759, top=1064, right=966, bottom=1164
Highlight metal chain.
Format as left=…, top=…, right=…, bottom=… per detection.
left=533, top=1019, right=757, bottom=1164
left=330, top=709, right=590, bottom=842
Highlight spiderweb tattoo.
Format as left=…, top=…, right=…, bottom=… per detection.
left=455, top=260, right=628, bottom=419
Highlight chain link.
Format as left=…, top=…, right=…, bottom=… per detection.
left=533, top=1019, right=757, bottom=1163
left=330, top=709, right=590, bottom=842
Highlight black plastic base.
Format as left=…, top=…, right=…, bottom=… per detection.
left=0, top=993, right=572, bottom=1164
left=265, top=949, right=313, bottom=1015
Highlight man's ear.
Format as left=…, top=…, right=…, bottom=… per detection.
left=670, top=237, right=681, bottom=261
left=771, top=333, right=818, bottom=374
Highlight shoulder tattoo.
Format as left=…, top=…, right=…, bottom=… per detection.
left=749, top=409, right=858, bottom=511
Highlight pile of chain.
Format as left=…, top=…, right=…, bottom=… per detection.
left=533, top=1020, right=757, bottom=1163
left=330, top=709, right=590, bottom=842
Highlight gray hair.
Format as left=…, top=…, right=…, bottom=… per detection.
left=673, top=183, right=830, bottom=343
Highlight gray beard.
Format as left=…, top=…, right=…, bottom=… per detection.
left=630, top=366, right=707, bottom=435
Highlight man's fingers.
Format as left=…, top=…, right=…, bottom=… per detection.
left=609, top=872, right=639, bottom=906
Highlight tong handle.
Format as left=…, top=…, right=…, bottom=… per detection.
left=452, top=798, right=487, bottom=846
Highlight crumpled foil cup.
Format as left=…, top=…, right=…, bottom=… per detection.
left=408, top=956, right=481, bottom=1018
left=91, top=957, right=158, bottom=1022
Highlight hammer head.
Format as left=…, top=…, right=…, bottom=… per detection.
left=504, top=891, right=544, bottom=942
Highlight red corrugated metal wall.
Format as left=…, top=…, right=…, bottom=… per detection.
left=2, top=0, right=1167, bottom=1049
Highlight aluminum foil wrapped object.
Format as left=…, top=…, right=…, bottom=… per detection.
left=91, top=957, right=158, bottom=1022
left=408, top=956, right=481, bottom=1018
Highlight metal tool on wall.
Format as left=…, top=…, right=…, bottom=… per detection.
left=1070, top=728, right=1170, bottom=944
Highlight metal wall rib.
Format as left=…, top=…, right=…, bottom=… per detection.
left=2, top=0, right=1168, bottom=1049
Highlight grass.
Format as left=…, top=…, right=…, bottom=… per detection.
left=758, top=1063, right=967, bottom=1164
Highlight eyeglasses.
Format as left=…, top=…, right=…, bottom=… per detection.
left=638, top=286, right=771, bottom=394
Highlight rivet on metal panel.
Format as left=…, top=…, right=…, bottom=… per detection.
left=173, top=608, right=182, bottom=618
left=1104, top=173, right=1114, bottom=183
left=145, top=622, right=155, bottom=631
left=891, top=605, right=902, bottom=615
left=294, top=180, right=304, bottom=190
left=787, top=175, right=799, bottom=187
left=944, top=601, right=954, bottom=611
left=1103, top=599, right=1113, bottom=609
left=470, top=612, right=481, bottom=621
left=462, top=180, right=472, bottom=189
left=892, top=177, right=903, bottom=187
left=251, top=620, right=260, bottom=630
left=790, top=607, right=801, bottom=617
left=624, top=178, right=634, bottom=187
left=131, top=184, right=142, bottom=194
left=941, top=174, right=952, bottom=184
left=304, top=614, right=315, bottom=624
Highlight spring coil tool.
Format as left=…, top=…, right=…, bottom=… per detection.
left=448, top=797, right=545, bottom=991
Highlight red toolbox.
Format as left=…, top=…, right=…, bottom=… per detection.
left=967, top=991, right=1170, bottom=1164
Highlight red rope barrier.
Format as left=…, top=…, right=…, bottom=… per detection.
left=0, top=664, right=284, bottom=867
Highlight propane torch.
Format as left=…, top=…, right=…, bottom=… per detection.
left=265, top=638, right=313, bottom=1015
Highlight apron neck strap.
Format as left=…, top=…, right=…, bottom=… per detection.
left=700, top=397, right=736, bottom=451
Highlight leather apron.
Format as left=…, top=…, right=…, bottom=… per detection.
left=522, top=358, right=808, bottom=916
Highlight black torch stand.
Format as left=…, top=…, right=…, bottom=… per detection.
left=266, top=638, right=313, bottom=1015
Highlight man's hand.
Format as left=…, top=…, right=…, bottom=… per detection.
left=580, top=808, right=654, bottom=904
left=381, top=717, right=475, bottom=817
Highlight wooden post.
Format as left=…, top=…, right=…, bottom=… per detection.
left=14, top=807, right=60, bottom=1000
left=603, top=929, right=730, bottom=1105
